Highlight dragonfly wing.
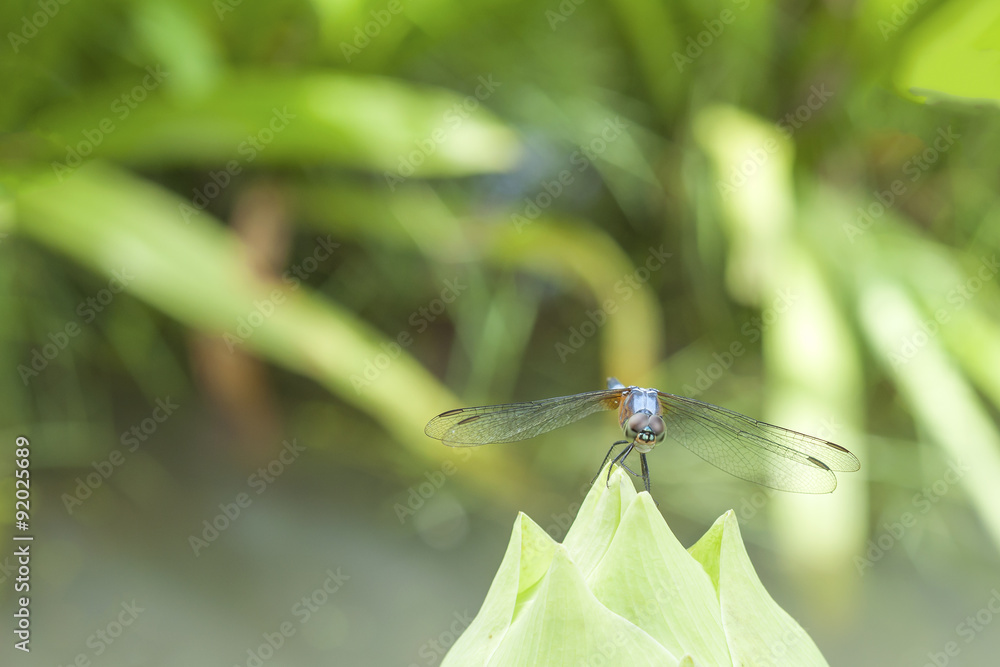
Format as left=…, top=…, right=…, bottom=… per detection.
left=425, top=389, right=623, bottom=446
left=657, top=392, right=860, bottom=493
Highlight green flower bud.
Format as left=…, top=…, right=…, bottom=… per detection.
left=442, top=466, right=830, bottom=666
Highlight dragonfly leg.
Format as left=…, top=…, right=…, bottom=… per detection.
left=607, top=443, right=635, bottom=486
left=591, top=440, right=629, bottom=486
left=639, top=453, right=653, bottom=497
left=619, top=461, right=641, bottom=477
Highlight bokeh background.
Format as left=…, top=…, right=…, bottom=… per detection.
left=2, top=0, right=1000, bottom=664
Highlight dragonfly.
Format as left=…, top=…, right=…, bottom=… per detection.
left=425, top=377, right=860, bottom=495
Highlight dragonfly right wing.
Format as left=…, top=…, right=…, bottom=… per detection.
left=425, top=389, right=624, bottom=447
left=657, top=392, right=860, bottom=493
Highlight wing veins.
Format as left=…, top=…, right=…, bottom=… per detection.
left=425, top=389, right=621, bottom=446
left=657, top=393, right=842, bottom=493
left=659, top=393, right=859, bottom=471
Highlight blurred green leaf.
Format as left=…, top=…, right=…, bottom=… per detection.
left=894, top=0, right=1000, bottom=105
left=33, top=72, right=521, bottom=174
left=857, top=276, right=1000, bottom=554
left=11, top=162, right=534, bottom=502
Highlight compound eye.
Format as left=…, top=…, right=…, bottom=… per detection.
left=626, top=413, right=650, bottom=437
left=647, top=415, right=665, bottom=440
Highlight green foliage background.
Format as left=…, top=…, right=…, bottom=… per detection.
left=2, top=0, right=1000, bottom=664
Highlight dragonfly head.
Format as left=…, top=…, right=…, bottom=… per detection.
left=625, top=410, right=665, bottom=451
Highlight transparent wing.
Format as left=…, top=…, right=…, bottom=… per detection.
left=657, top=392, right=860, bottom=493
left=425, top=389, right=624, bottom=447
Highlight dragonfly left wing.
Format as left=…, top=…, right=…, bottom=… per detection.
left=425, top=389, right=624, bottom=447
